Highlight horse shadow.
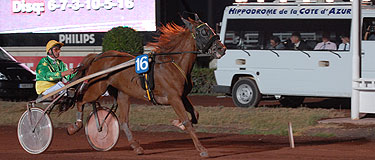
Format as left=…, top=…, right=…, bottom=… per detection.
left=140, top=134, right=367, bottom=158
left=45, top=133, right=368, bottom=158
left=46, top=148, right=94, bottom=154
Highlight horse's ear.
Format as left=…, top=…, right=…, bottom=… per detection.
left=194, top=14, right=202, bottom=22
left=181, top=17, right=193, bottom=31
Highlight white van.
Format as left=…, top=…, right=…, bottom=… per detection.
left=214, top=1, right=375, bottom=107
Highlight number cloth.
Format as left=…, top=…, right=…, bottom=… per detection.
left=135, top=54, right=149, bottom=74
left=35, top=56, right=75, bottom=94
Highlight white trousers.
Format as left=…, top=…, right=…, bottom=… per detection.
left=42, top=82, right=65, bottom=95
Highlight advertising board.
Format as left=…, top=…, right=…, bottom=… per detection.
left=1, top=0, right=156, bottom=33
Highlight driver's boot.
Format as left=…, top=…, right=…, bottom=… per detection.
left=67, top=120, right=82, bottom=135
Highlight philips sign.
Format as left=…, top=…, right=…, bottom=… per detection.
left=59, top=34, right=95, bottom=44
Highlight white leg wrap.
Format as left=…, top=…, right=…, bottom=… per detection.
left=121, top=123, right=133, bottom=141
left=76, top=112, right=82, bottom=121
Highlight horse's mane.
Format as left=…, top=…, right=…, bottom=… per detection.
left=147, top=23, right=190, bottom=52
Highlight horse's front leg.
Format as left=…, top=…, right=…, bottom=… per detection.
left=117, top=91, right=144, bottom=155
left=182, top=96, right=199, bottom=124
left=170, top=96, right=208, bottom=158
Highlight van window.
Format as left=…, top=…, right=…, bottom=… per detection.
left=363, top=18, right=375, bottom=40
left=224, top=19, right=351, bottom=50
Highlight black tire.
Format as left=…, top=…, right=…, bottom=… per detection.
left=279, top=96, right=305, bottom=108
left=232, top=78, right=261, bottom=107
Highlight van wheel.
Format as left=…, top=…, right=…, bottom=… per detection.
left=232, top=78, right=261, bottom=107
left=279, top=96, right=305, bottom=108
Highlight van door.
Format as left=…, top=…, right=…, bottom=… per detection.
left=362, top=18, right=375, bottom=79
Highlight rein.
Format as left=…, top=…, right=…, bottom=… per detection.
left=92, top=54, right=133, bottom=63
left=152, top=51, right=201, bottom=56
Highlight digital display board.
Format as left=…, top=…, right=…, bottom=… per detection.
left=0, top=0, right=156, bottom=33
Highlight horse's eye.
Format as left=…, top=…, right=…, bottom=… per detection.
left=201, top=29, right=208, bottom=37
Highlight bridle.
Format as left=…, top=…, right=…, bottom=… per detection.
left=192, top=23, right=220, bottom=55
left=152, top=22, right=220, bottom=57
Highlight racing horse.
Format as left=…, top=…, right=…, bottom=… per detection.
left=68, top=16, right=226, bottom=157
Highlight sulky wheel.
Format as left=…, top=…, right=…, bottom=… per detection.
left=232, top=78, right=261, bottom=107
left=85, top=109, right=120, bottom=151
left=17, top=108, right=53, bottom=154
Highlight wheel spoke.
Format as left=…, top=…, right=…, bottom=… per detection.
left=18, top=108, right=53, bottom=154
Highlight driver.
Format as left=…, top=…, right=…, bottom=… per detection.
left=35, top=40, right=75, bottom=97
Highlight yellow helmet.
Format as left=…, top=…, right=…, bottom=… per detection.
left=46, top=40, right=64, bottom=53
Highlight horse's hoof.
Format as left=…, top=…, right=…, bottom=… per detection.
left=200, top=151, right=209, bottom=158
left=66, top=121, right=82, bottom=135
left=134, top=147, right=144, bottom=155
left=172, top=120, right=186, bottom=130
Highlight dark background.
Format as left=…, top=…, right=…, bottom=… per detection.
left=0, top=0, right=237, bottom=47
left=0, top=0, right=356, bottom=46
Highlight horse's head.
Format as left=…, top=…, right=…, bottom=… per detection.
left=181, top=15, right=226, bottom=59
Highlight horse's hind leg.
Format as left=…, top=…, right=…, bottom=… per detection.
left=67, top=102, right=85, bottom=135
left=117, top=91, right=144, bottom=155
left=67, top=81, right=107, bottom=135
left=170, top=96, right=208, bottom=157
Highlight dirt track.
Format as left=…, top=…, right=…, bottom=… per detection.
left=1, top=126, right=375, bottom=160
left=0, top=97, right=361, bottom=159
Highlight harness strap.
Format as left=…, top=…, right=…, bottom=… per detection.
left=171, top=61, right=188, bottom=83
left=196, top=23, right=206, bottom=29
left=144, top=74, right=151, bottom=101
left=191, top=23, right=205, bottom=40
left=144, top=72, right=158, bottom=105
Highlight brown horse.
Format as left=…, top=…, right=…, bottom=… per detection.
left=67, top=16, right=226, bottom=157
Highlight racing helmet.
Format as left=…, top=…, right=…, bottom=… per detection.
left=46, top=40, right=64, bottom=53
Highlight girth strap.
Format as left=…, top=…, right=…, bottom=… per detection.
left=143, top=73, right=158, bottom=105
left=171, top=61, right=188, bottom=83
